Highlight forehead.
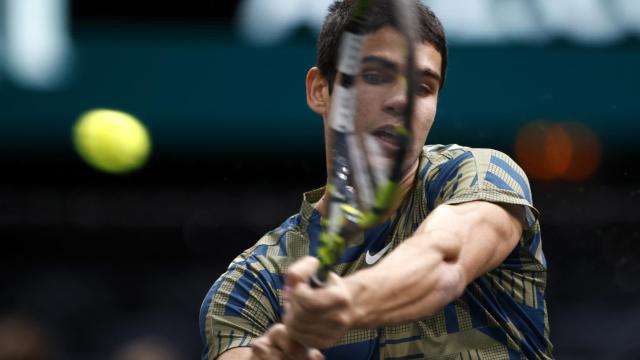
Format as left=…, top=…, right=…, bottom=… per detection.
left=360, top=26, right=442, bottom=76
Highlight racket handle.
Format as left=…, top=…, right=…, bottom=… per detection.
left=310, top=268, right=329, bottom=288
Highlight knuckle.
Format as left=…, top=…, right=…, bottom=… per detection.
left=251, top=339, right=267, bottom=354
left=253, top=336, right=267, bottom=346
left=336, top=312, right=351, bottom=327
left=334, top=291, right=350, bottom=306
left=271, top=323, right=286, bottom=335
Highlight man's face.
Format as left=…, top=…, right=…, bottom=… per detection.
left=326, top=26, right=442, bottom=173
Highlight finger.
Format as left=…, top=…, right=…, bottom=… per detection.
left=286, top=257, right=319, bottom=289
left=308, top=349, right=326, bottom=360
left=251, top=337, right=270, bottom=360
left=266, top=324, right=308, bottom=360
left=284, top=285, right=352, bottom=337
left=289, top=279, right=350, bottom=312
left=252, top=336, right=287, bottom=360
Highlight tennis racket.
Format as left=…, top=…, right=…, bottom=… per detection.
left=311, top=0, right=419, bottom=286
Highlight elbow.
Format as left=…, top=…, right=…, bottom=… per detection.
left=437, top=262, right=467, bottom=307
left=411, top=265, right=466, bottom=319
left=411, top=233, right=467, bottom=313
left=417, top=262, right=467, bottom=318
left=431, top=235, right=466, bottom=302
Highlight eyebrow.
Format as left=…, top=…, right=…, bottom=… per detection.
left=361, top=55, right=442, bottom=84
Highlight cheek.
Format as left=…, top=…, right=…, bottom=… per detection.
left=412, top=101, right=437, bottom=135
left=354, top=91, right=380, bottom=130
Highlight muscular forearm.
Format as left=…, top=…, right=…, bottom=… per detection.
left=344, top=202, right=522, bottom=328
left=344, top=227, right=465, bottom=328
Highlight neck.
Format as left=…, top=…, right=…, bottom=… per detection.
left=314, top=159, right=420, bottom=221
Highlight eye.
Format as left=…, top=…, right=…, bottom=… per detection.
left=415, top=83, right=435, bottom=97
left=361, top=70, right=391, bottom=85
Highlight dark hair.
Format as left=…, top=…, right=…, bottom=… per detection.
left=317, top=0, right=448, bottom=92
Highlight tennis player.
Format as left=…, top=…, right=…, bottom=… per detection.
left=200, top=1, right=553, bottom=359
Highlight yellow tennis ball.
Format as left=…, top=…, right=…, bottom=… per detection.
left=73, top=109, right=151, bottom=174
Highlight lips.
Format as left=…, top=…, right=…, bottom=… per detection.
left=371, top=125, right=400, bottom=153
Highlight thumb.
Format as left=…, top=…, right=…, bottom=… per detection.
left=308, top=348, right=326, bottom=360
left=286, top=256, right=319, bottom=289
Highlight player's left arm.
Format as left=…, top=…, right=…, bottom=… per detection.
left=345, top=199, right=525, bottom=327
left=283, top=200, right=525, bottom=348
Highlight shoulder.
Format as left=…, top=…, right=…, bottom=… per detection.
left=418, top=144, right=485, bottom=177
left=420, top=144, right=517, bottom=168
left=245, top=213, right=306, bottom=258
left=421, top=144, right=472, bottom=165
left=419, top=145, right=526, bottom=184
left=417, top=145, right=536, bottom=214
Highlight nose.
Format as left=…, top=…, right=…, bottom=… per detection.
left=382, top=82, right=408, bottom=117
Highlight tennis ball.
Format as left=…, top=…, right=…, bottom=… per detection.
left=73, top=109, right=151, bottom=174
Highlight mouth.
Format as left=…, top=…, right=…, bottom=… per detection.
left=371, top=125, right=400, bottom=153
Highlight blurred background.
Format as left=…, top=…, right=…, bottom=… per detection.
left=1, top=0, right=639, bottom=359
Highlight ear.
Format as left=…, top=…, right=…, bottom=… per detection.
left=306, top=67, right=330, bottom=116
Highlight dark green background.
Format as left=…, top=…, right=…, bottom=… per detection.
left=2, top=27, right=638, bottom=156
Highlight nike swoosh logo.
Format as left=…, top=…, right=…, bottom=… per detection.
left=365, top=243, right=392, bottom=265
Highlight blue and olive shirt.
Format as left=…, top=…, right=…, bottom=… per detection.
left=200, top=144, right=553, bottom=359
